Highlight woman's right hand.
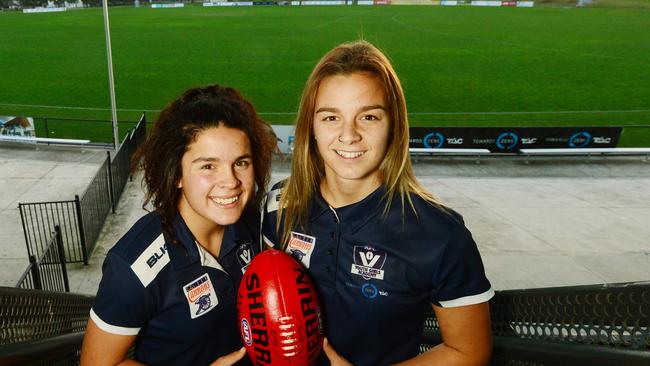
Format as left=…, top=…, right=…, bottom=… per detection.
left=323, top=338, right=354, bottom=366
left=209, top=347, right=247, bottom=366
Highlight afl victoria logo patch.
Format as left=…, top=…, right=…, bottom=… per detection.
left=351, top=246, right=386, bottom=280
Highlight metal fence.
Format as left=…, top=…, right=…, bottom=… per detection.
left=0, top=286, right=93, bottom=366
left=110, top=114, right=147, bottom=212
left=2, top=280, right=648, bottom=365
left=18, top=200, right=84, bottom=264
left=420, top=281, right=650, bottom=365
left=0, top=287, right=93, bottom=345
left=78, top=156, right=112, bottom=260
left=18, top=114, right=147, bottom=266
left=78, top=114, right=147, bottom=258
left=15, top=226, right=69, bottom=292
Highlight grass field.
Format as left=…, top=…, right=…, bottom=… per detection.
left=1, top=4, right=649, bottom=144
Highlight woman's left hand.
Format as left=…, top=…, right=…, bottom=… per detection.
left=209, top=347, right=247, bottom=366
left=323, top=337, right=354, bottom=366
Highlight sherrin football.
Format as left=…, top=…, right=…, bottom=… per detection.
left=237, top=249, right=323, bottom=366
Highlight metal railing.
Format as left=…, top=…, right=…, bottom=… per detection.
left=78, top=113, right=146, bottom=258
left=19, top=200, right=84, bottom=264
left=1, top=281, right=648, bottom=365
left=110, top=115, right=147, bottom=213
left=0, top=332, right=85, bottom=366
left=0, top=287, right=94, bottom=365
left=421, top=281, right=650, bottom=365
left=15, top=226, right=69, bottom=292
left=17, top=114, right=146, bottom=266
left=0, top=287, right=93, bottom=345
left=78, top=156, right=112, bottom=260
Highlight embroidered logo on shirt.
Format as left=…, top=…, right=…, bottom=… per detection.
left=351, top=246, right=386, bottom=280
left=361, top=283, right=379, bottom=299
left=286, top=231, right=316, bottom=268
left=183, top=273, right=218, bottom=319
left=359, top=282, right=389, bottom=299
left=237, top=242, right=254, bottom=274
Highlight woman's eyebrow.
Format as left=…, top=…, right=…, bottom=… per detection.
left=315, top=105, right=386, bottom=114
left=191, top=154, right=252, bottom=164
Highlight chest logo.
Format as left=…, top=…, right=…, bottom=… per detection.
left=286, top=231, right=316, bottom=268
left=237, top=242, right=254, bottom=274
left=183, top=273, right=218, bottom=319
left=351, top=246, right=386, bottom=280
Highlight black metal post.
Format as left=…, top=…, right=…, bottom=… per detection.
left=74, top=195, right=89, bottom=266
left=18, top=203, right=34, bottom=258
left=55, top=226, right=70, bottom=292
left=106, top=151, right=115, bottom=214
left=44, top=117, right=49, bottom=143
left=30, top=255, right=42, bottom=290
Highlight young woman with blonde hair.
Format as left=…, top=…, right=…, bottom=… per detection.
left=263, top=41, right=494, bottom=366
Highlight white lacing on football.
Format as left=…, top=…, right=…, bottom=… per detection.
left=277, top=315, right=300, bottom=357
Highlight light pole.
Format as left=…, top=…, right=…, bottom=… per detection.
left=102, top=0, right=119, bottom=149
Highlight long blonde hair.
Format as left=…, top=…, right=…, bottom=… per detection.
left=278, top=40, right=443, bottom=245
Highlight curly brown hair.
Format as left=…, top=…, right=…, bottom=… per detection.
left=132, top=84, right=277, bottom=243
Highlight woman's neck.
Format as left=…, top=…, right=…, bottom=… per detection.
left=320, top=175, right=381, bottom=208
left=178, top=205, right=225, bottom=258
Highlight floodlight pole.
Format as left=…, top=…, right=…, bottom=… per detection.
left=102, top=0, right=120, bottom=150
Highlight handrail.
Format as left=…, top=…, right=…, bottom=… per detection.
left=492, top=336, right=650, bottom=366
left=421, top=281, right=650, bottom=365
left=0, top=287, right=94, bottom=345
left=0, top=332, right=84, bottom=366
left=420, top=332, right=650, bottom=366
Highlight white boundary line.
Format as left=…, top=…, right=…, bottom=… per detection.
left=0, top=103, right=158, bottom=113
left=1, top=103, right=650, bottom=116
left=0, top=103, right=650, bottom=116
left=408, top=110, right=650, bottom=115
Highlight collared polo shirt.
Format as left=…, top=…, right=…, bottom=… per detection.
left=90, top=210, right=259, bottom=366
left=263, top=183, right=493, bottom=366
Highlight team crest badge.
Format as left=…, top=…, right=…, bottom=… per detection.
left=236, top=242, right=254, bottom=274
left=351, top=246, right=386, bottom=280
left=183, top=273, right=218, bottom=319
left=286, top=231, right=316, bottom=268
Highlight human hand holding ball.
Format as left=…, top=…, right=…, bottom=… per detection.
left=237, top=250, right=324, bottom=366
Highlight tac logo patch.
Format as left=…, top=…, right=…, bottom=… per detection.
left=286, top=232, right=316, bottom=268
left=237, top=242, right=254, bottom=274
left=183, top=273, right=217, bottom=319
left=361, top=283, right=378, bottom=299
left=351, top=246, right=386, bottom=280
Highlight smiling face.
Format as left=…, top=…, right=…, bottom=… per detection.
left=177, top=125, right=254, bottom=233
left=312, top=72, right=390, bottom=195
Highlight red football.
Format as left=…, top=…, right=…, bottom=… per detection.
left=237, top=249, right=323, bottom=366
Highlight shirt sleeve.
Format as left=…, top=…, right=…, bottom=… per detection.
left=430, top=222, right=494, bottom=308
left=90, top=252, right=153, bottom=335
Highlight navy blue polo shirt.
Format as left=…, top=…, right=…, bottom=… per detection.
left=90, top=209, right=259, bottom=366
left=262, top=183, right=493, bottom=366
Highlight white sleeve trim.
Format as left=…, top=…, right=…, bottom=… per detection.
left=90, top=308, right=141, bottom=336
left=438, top=287, right=495, bottom=308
